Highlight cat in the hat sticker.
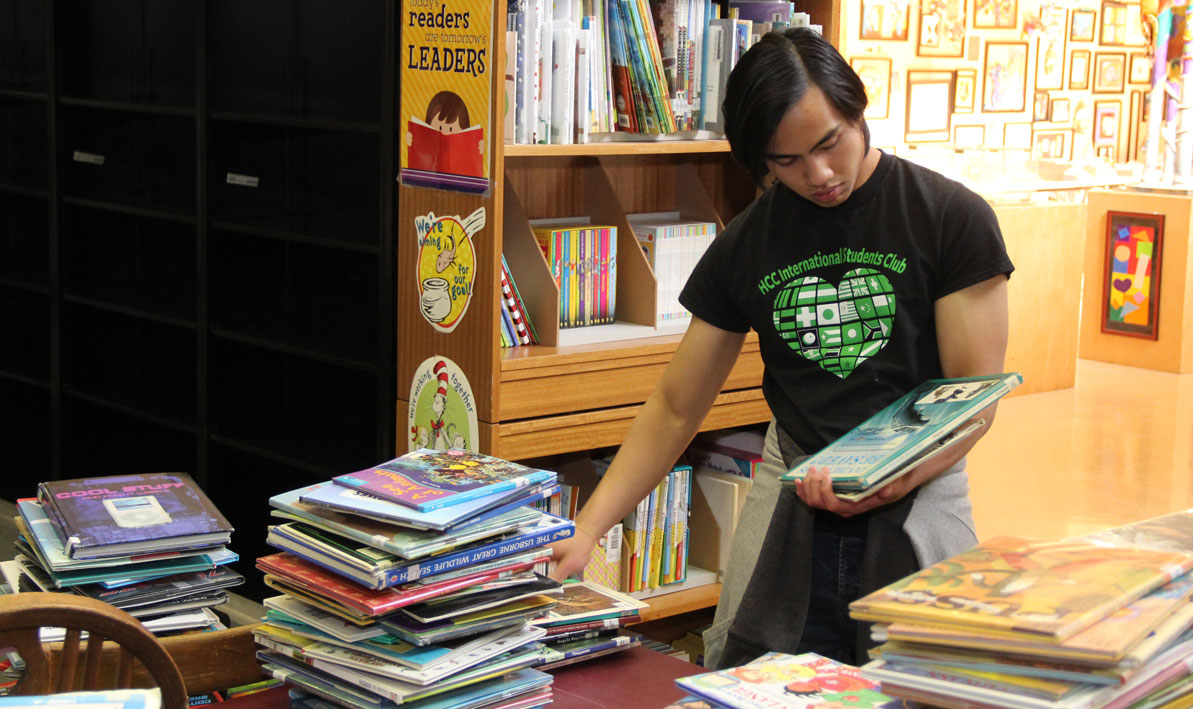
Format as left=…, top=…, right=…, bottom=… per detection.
left=407, top=356, right=479, bottom=453
left=415, top=207, right=485, bottom=333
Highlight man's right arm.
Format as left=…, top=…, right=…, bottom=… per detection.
left=548, top=317, right=748, bottom=580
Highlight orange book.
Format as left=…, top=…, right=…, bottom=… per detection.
left=406, top=118, right=483, bottom=177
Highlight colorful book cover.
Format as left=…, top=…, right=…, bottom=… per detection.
left=850, top=536, right=1193, bottom=641
left=781, top=373, right=1023, bottom=491
left=405, top=119, right=484, bottom=178
left=583, top=523, right=623, bottom=591
left=676, top=651, right=899, bottom=708
left=37, top=473, right=233, bottom=559
left=649, top=474, right=670, bottom=588
left=332, top=448, right=555, bottom=512
left=530, top=579, right=647, bottom=625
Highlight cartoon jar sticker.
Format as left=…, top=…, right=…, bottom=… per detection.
left=408, top=356, right=479, bottom=453
left=415, top=207, right=485, bottom=333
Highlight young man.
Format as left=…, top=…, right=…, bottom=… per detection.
left=549, top=28, right=1013, bottom=669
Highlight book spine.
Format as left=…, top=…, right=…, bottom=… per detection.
left=386, top=518, right=573, bottom=584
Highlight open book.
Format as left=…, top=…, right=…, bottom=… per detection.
left=780, top=372, right=1022, bottom=498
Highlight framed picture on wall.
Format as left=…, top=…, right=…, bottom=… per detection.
left=851, top=56, right=893, bottom=119
left=954, top=124, right=985, bottom=146
left=905, top=70, right=954, bottom=142
left=1033, top=91, right=1051, bottom=121
left=954, top=68, right=977, bottom=112
left=1101, top=211, right=1164, bottom=340
left=1032, top=128, right=1071, bottom=159
left=973, top=0, right=1017, bottom=28
left=982, top=41, right=1028, bottom=112
left=1070, top=8, right=1096, bottom=41
left=1094, top=100, right=1122, bottom=148
left=1070, top=49, right=1091, bottom=90
left=1100, top=0, right=1127, bottom=45
left=917, top=0, right=967, bottom=57
left=1050, top=97, right=1071, bottom=122
left=860, top=0, right=910, bottom=40
left=1034, top=8, right=1068, bottom=90
left=1129, top=53, right=1151, bottom=85
left=1003, top=121, right=1032, bottom=148
left=1094, top=52, right=1127, bottom=93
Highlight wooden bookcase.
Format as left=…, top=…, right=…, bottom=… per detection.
left=396, top=4, right=771, bottom=620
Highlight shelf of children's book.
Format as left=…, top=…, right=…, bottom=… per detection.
left=477, top=387, right=771, bottom=460
left=504, top=138, right=731, bottom=157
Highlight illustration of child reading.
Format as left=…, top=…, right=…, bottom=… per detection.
left=406, top=90, right=485, bottom=178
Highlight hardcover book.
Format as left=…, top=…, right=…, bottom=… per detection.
left=332, top=449, right=556, bottom=512
left=781, top=373, right=1023, bottom=493
left=406, top=118, right=483, bottom=178
left=675, top=651, right=899, bottom=708
left=37, top=473, right=233, bottom=559
left=849, top=536, right=1193, bottom=641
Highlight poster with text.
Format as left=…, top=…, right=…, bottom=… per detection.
left=400, top=0, right=493, bottom=194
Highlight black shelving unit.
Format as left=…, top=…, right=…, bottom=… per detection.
left=0, top=0, right=397, bottom=601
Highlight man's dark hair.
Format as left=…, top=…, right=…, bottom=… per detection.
left=722, top=28, right=870, bottom=183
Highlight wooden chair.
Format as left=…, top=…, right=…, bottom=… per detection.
left=0, top=592, right=188, bottom=709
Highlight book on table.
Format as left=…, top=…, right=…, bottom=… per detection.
left=36, top=473, right=233, bottom=560
left=675, top=651, right=900, bottom=708
left=331, top=448, right=556, bottom=512
left=780, top=372, right=1023, bottom=497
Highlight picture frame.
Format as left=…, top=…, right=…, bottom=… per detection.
left=1094, top=100, right=1122, bottom=148
left=1094, top=52, right=1127, bottom=93
left=1050, top=97, right=1071, bottom=123
left=917, top=0, right=967, bottom=57
left=982, top=41, right=1029, bottom=112
left=1003, top=121, right=1032, bottom=149
left=953, top=124, right=986, bottom=147
left=1034, top=7, right=1068, bottom=90
left=1033, top=91, right=1051, bottom=122
left=1032, top=128, right=1071, bottom=160
left=1129, top=53, right=1152, bottom=85
left=1070, top=49, right=1091, bottom=90
left=954, top=68, right=977, bottom=112
left=973, top=0, right=1017, bottom=28
left=1101, top=211, right=1164, bottom=340
left=1096, top=144, right=1119, bottom=161
left=851, top=56, right=893, bottom=120
left=1070, top=8, right=1096, bottom=41
left=860, top=0, right=910, bottom=40
left=905, top=69, right=954, bottom=142
left=1100, top=0, right=1127, bottom=45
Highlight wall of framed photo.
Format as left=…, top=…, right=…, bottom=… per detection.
left=839, top=0, right=1152, bottom=162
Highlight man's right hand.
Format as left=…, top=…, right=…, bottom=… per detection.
left=547, top=526, right=598, bottom=582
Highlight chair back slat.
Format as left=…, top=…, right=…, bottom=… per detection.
left=83, top=632, right=105, bottom=689
left=116, top=648, right=135, bottom=688
left=57, top=628, right=82, bottom=692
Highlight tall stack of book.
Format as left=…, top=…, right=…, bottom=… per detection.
left=853, top=509, right=1193, bottom=709
left=252, top=448, right=631, bottom=707
left=629, top=213, right=716, bottom=326
left=1, top=473, right=241, bottom=637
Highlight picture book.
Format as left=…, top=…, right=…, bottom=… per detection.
left=529, top=579, right=648, bottom=626
left=849, top=536, right=1193, bottom=641
left=781, top=373, right=1022, bottom=492
left=398, top=573, right=562, bottom=623
left=332, top=449, right=555, bottom=512
left=37, top=473, right=233, bottom=559
left=0, top=689, right=163, bottom=709
left=298, top=479, right=556, bottom=532
left=860, top=659, right=1118, bottom=709
left=379, top=595, right=556, bottom=647
left=535, top=633, right=641, bottom=671
left=675, top=651, right=900, bottom=709
left=406, top=118, right=483, bottom=177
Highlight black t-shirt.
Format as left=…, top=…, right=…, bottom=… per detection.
left=679, top=151, right=1014, bottom=454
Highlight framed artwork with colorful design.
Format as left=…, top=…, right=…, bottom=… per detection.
left=982, top=41, right=1028, bottom=112
left=1100, top=0, right=1127, bottom=45
left=1102, top=211, right=1164, bottom=339
left=1093, top=52, right=1126, bottom=93
left=1070, top=8, right=1096, bottom=41
left=917, top=0, right=967, bottom=57
left=851, top=56, right=893, bottom=119
left=973, top=0, right=1016, bottom=28
left=860, top=0, right=910, bottom=40
left=954, top=68, right=977, bottom=112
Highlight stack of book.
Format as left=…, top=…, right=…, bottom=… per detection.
left=253, top=448, right=591, bottom=707
left=853, top=509, right=1193, bottom=709
left=529, top=579, right=649, bottom=669
left=1, top=473, right=241, bottom=637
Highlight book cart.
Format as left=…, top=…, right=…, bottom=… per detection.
left=392, top=1, right=847, bottom=624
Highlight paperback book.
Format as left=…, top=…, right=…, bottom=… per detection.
left=37, top=473, right=233, bottom=559
left=675, top=651, right=899, bottom=708
left=332, top=449, right=556, bottom=512
left=781, top=373, right=1022, bottom=493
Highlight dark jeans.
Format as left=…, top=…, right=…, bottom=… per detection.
left=796, top=526, right=866, bottom=665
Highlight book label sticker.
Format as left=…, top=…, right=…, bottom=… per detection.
left=407, top=355, right=479, bottom=453
left=414, top=207, right=484, bottom=332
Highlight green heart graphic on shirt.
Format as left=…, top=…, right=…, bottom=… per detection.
left=772, top=267, right=896, bottom=379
